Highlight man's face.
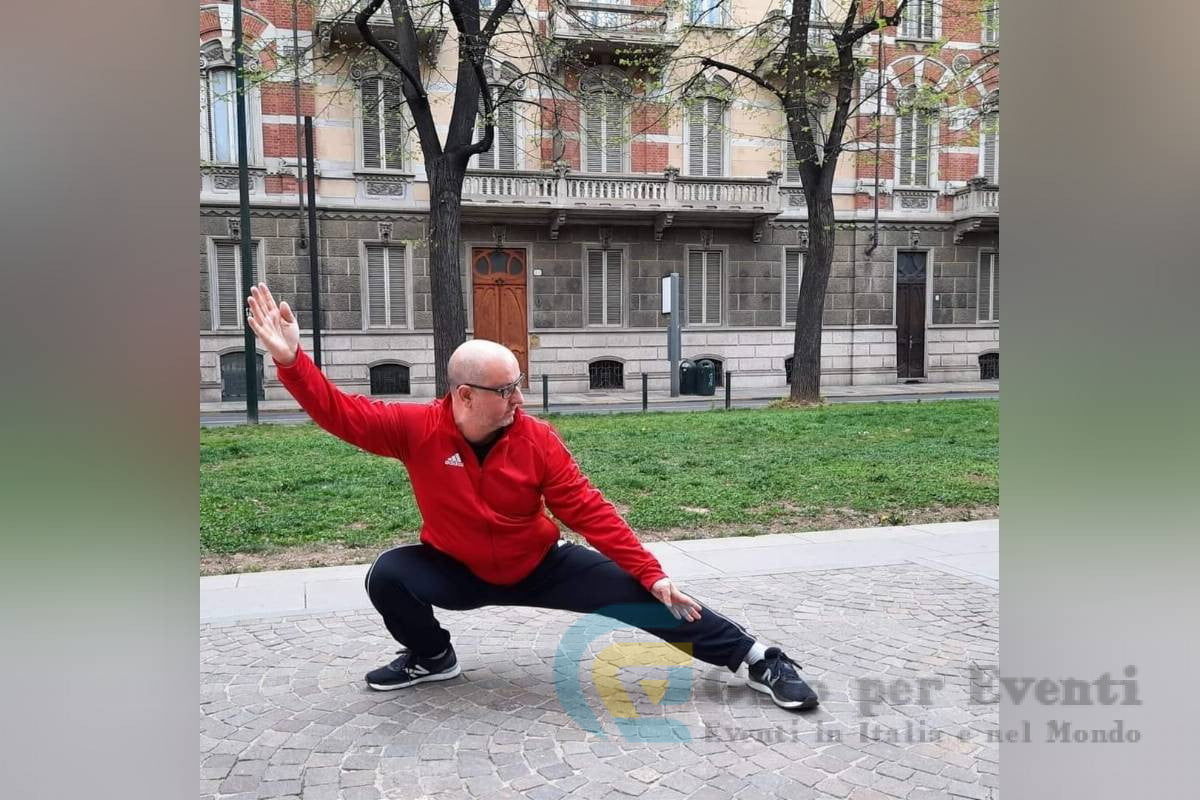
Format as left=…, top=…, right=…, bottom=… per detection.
left=465, top=359, right=524, bottom=431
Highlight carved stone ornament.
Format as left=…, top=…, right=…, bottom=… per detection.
left=598, top=226, right=612, bottom=250
left=909, top=229, right=921, bottom=246
left=366, top=181, right=407, bottom=197
left=378, top=221, right=393, bottom=241
left=200, top=41, right=225, bottom=70
left=227, top=218, right=240, bottom=238
left=798, top=227, right=809, bottom=248
left=898, top=192, right=932, bottom=210
left=699, top=228, right=714, bottom=248
left=214, top=175, right=240, bottom=191
left=491, top=224, right=506, bottom=249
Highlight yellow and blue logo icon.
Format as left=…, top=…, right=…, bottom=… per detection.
left=554, top=603, right=695, bottom=742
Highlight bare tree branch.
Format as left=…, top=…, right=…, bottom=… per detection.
left=698, top=57, right=782, bottom=101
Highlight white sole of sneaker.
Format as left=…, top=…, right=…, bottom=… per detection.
left=366, top=662, right=462, bottom=691
left=747, top=678, right=820, bottom=710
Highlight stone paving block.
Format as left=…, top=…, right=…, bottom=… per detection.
left=202, top=564, right=997, bottom=800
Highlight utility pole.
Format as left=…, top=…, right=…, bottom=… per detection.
left=234, top=0, right=258, bottom=423
left=304, top=116, right=323, bottom=369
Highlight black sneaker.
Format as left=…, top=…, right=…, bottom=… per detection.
left=747, top=647, right=820, bottom=710
left=365, top=646, right=460, bottom=691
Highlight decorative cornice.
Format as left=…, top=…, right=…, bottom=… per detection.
left=201, top=205, right=428, bottom=224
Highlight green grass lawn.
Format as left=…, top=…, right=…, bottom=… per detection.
left=201, top=400, right=997, bottom=562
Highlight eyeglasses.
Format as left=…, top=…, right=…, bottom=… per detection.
left=463, top=373, right=525, bottom=400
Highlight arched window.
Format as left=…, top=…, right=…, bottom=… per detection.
left=589, top=359, right=624, bottom=390
left=370, top=363, right=411, bottom=395
left=686, top=78, right=730, bottom=177
left=979, top=91, right=999, bottom=184
left=896, top=86, right=934, bottom=188
left=200, top=42, right=260, bottom=165
left=220, top=352, right=265, bottom=401
left=473, top=61, right=522, bottom=171
left=359, top=75, right=407, bottom=170
left=581, top=67, right=629, bottom=174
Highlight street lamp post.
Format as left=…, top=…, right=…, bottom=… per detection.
left=234, top=0, right=259, bottom=423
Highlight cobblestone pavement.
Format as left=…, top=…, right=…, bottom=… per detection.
left=201, top=564, right=999, bottom=800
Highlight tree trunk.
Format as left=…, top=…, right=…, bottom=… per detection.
left=427, top=156, right=468, bottom=396
left=790, top=175, right=836, bottom=404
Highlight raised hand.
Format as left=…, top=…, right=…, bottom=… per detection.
left=246, top=282, right=300, bottom=366
left=650, top=577, right=703, bottom=623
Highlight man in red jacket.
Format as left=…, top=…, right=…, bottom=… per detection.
left=247, top=283, right=819, bottom=711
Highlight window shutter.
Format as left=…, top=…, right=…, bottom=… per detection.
left=898, top=112, right=913, bottom=185
left=688, top=102, right=705, bottom=175
left=785, top=250, right=802, bottom=324
left=366, top=244, right=386, bottom=326
left=914, top=113, right=930, bottom=186
left=382, top=79, right=405, bottom=170
left=687, top=250, right=704, bottom=324
left=705, top=251, right=721, bottom=324
left=474, top=115, right=489, bottom=169
left=606, top=250, right=622, bottom=325
left=706, top=99, right=723, bottom=176
left=604, top=97, right=623, bottom=172
left=587, top=249, right=604, bottom=324
left=498, top=100, right=516, bottom=170
left=979, top=254, right=998, bottom=322
left=785, top=130, right=801, bottom=182
left=990, top=254, right=999, bottom=319
left=361, top=79, right=381, bottom=169
left=216, top=242, right=240, bottom=327
left=585, top=98, right=603, bottom=173
left=388, top=246, right=407, bottom=326
left=981, top=113, right=998, bottom=183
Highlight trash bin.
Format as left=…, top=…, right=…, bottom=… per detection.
left=695, top=359, right=717, bottom=396
left=678, top=359, right=697, bottom=395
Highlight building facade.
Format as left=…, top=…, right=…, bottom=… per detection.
left=199, top=0, right=999, bottom=403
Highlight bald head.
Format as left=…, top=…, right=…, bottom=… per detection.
left=447, top=339, right=520, bottom=389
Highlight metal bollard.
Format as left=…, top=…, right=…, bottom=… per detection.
left=725, top=371, right=732, bottom=410
left=542, top=374, right=549, bottom=413
left=642, top=372, right=648, bottom=412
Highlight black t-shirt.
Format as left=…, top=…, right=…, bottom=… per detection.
left=468, top=427, right=507, bottom=465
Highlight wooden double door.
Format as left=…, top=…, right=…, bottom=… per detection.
left=471, top=247, right=529, bottom=386
left=896, top=251, right=927, bottom=380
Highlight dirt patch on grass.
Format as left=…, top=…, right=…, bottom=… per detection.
left=201, top=505, right=998, bottom=576
left=201, top=539, right=416, bottom=576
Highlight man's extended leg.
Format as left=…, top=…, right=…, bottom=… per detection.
left=506, top=542, right=819, bottom=710
left=362, top=543, right=496, bottom=689
left=507, top=541, right=756, bottom=672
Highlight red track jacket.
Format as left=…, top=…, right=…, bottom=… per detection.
left=274, top=348, right=666, bottom=591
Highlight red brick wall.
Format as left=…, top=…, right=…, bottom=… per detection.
left=260, top=83, right=315, bottom=117
left=630, top=141, right=667, bottom=173
left=631, top=102, right=668, bottom=135
left=265, top=174, right=301, bottom=194
left=262, top=123, right=301, bottom=158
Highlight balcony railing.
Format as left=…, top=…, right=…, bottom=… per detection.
left=462, top=168, right=778, bottom=214
left=550, top=2, right=675, bottom=48
left=953, top=180, right=1000, bottom=217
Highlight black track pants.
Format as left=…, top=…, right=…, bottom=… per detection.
left=364, top=540, right=757, bottom=672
